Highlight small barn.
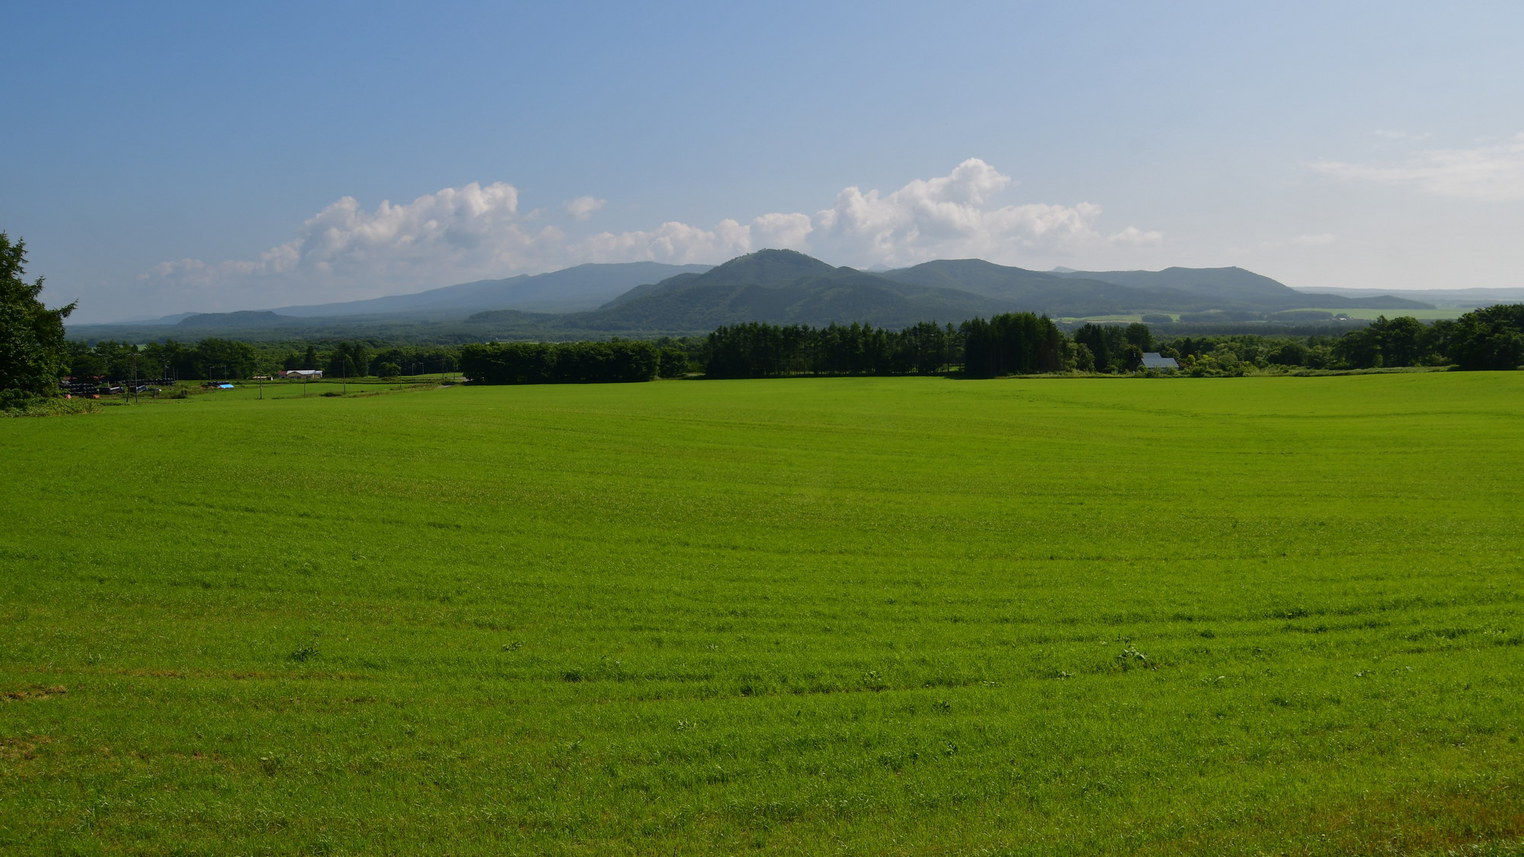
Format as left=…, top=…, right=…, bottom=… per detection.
left=1139, top=352, right=1179, bottom=371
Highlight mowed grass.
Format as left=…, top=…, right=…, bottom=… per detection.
left=2, top=374, right=1522, bottom=856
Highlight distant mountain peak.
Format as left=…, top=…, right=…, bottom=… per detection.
left=177, top=310, right=293, bottom=327
left=705, top=248, right=842, bottom=282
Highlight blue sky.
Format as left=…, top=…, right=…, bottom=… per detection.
left=6, top=1, right=1524, bottom=322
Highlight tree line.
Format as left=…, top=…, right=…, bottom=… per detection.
left=702, top=316, right=1143, bottom=379
left=59, top=339, right=462, bottom=384
left=458, top=340, right=689, bottom=385
left=41, top=306, right=1524, bottom=394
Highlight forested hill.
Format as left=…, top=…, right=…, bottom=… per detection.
left=1051, top=267, right=1428, bottom=311
left=568, top=250, right=1433, bottom=332
left=176, top=310, right=297, bottom=328
left=877, top=259, right=1209, bottom=316
left=271, top=261, right=712, bottom=316
left=72, top=250, right=1436, bottom=341
left=573, top=250, right=1006, bottom=331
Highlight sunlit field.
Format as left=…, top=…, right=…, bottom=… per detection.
left=3, top=374, right=1522, bottom=856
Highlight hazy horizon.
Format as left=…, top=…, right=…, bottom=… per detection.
left=7, top=1, right=1523, bottom=323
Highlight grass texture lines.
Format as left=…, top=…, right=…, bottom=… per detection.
left=2, top=374, right=1523, bottom=855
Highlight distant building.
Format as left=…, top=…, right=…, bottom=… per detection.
left=281, top=369, right=323, bottom=379
left=1139, top=352, right=1179, bottom=371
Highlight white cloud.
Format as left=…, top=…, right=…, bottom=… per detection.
left=1107, top=226, right=1166, bottom=247
left=565, top=196, right=605, bottom=221
left=140, top=161, right=1161, bottom=311
left=1310, top=134, right=1524, bottom=201
left=806, top=159, right=1144, bottom=266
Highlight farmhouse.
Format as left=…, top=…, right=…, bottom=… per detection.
left=1140, top=352, right=1180, bottom=371
left=281, top=369, right=323, bottom=379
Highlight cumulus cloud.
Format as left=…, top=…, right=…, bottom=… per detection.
left=565, top=196, right=605, bottom=220
left=143, top=181, right=573, bottom=307
left=1310, top=133, right=1524, bottom=201
left=1107, top=226, right=1166, bottom=247
left=808, top=159, right=1121, bottom=265
left=141, top=160, right=1161, bottom=311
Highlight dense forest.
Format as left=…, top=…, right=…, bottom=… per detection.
left=458, top=340, right=688, bottom=385
left=52, top=305, right=1524, bottom=390
left=60, top=338, right=462, bottom=385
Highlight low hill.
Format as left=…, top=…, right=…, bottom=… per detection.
left=879, top=259, right=1210, bottom=316
left=1297, top=286, right=1524, bottom=309
left=176, top=310, right=298, bottom=328
left=272, top=261, right=712, bottom=317
left=70, top=252, right=1442, bottom=342
left=574, top=250, right=1006, bottom=330
left=1056, top=267, right=1432, bottom=311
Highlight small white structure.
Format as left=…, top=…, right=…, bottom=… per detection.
left=282, top=369, right=324, bottom=379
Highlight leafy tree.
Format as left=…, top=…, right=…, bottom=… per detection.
left=1266, top=340, right=1308, bottom=367
left=1124, top=322, right=1154, bottom=352
left=1, top=233, right=75, bottom=397
left=141, top=340, right=190, bottom=380
left=65, top=341, right=107, bottom=380
left=192, top=338, right=257, bottom=379
left=1073, top=342, right=1095, bottom=373
left=1073, top=323, right=1128, bottom=373
left=1122, top=344, right=1145, bottom=372
left=658, top=347, right=690, bottom=378
left=91, top=339, right=142, bottom=381
left=327, top=341, right=370, bottom=378
left=1448, top=304, right=1524, bottom=370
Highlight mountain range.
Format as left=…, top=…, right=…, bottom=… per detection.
left=77, top=250, right=1435, bottom=340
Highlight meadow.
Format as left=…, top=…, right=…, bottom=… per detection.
left=2, top=373, right=1522, bottom=856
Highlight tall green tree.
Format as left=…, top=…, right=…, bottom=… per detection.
left=1, top=233, right=76, bottom=397
left=1448, top=304, right=1524, bottom=370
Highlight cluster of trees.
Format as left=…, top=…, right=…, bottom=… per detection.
left=66, top=338, right=257, bottom=382
left=41, top=307, right=1524, bottom=394
left=702, top=321, right=964, bottom=378
left=59, top=339, right=462, bottom=383
left=1332, top=309, right=1524, bottom=371
left=1071, top=322, right=1154, bottom=373
left=1164, top=309, right=1524, bottom=374
left=284, top=343, right=458, bottom=378
left=458, top=340, right=687, bottom=385
left=1, top=234, right=75, bottom=404
left=964, top=315, right=1067, bottom=376
left=1448, top=305, right=1524, bottom=370
left=1153, top=308, right=1524, bottom=374
left=703, top=316, right=1118, bottom=379
left=698, top=309, right=1524, bottom=379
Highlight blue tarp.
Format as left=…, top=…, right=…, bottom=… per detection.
left=218, top=383, right=235, bottom=389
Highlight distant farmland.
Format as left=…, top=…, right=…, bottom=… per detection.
left=3, top=374, right=1522, bottom=855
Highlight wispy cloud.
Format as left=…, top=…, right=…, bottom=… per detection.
left=1310, top=134, right=1524, bottom=201
left=565, top=196, right=605, bottom=221
left=140, top=160, right=1161, bottom=311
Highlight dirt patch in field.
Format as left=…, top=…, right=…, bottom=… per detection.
left=0, top=735, right=52, bottom=761
left=2, top=685, right=67, bottom=702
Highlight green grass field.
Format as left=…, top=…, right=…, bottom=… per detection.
left=3, top=374, right=1522, bottom=855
